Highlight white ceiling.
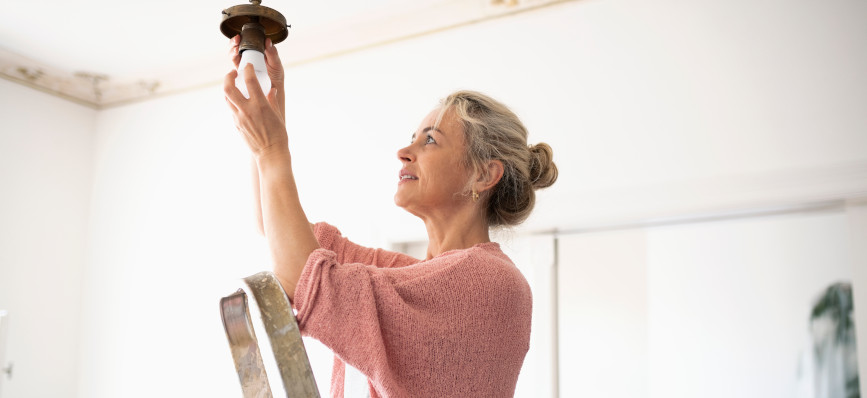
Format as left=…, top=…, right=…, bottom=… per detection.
left=0, top=0, right=426, bottom=79
left=0, top=0, right=559, bottom=107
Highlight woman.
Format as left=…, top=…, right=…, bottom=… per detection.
left=225, top=36, right=558, bottom=397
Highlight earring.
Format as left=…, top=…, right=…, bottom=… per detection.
left=472, top=190, right=479, bottom=202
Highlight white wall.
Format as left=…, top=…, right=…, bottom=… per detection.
left=76, top=86, right=273, bottom=397
left=0, top=79, right=96, bottom=397
left=502, top=235, right=558, bottom=398
left=646, top=211, right=855, bottom=398
left=558, top=230, right=648, bottom=398
left=272, top=0, right=867, bottom=240
left=555, top=209, right=858, bottom=398
left=2, top=0, right=866, bottom=396
left=848, top=201, right=867, bottom=394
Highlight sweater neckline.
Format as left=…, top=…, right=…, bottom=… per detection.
left=431, top=241, right=500, bottom=259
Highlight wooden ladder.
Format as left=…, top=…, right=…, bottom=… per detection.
left=220, top=272, right=320, bottom=397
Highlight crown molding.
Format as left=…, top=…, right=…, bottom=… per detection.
left=0, top=50, right=163, bottom=109
left=0, top=0, right=576, bottom=109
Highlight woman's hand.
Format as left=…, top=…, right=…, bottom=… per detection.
left=225, top=66, right=288, bottom=160
left=228, top=35, right=286, bottom=121
left=224, top=43, right=289, bottom=160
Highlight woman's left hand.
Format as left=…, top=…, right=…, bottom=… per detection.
left=224, top=45, right=289, bottom=160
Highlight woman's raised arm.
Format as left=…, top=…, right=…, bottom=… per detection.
left=225, top=39, right=317, bottom=301
left=253, top=146, right=319, bottom=301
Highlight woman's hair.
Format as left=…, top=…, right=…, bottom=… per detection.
left=436, top=90, right=558, bottom=227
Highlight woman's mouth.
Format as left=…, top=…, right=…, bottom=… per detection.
left=399, top=170, right=418, bottom=183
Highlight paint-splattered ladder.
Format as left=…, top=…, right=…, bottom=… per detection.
left=220, top=272, right=320, bottom=397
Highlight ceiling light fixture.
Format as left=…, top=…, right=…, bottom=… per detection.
left=220, top=0, right=290, bottom=98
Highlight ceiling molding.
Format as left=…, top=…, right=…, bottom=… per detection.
left=0, top=0, right=577, bottom=109
left=0, top=48, right=162, bottom=109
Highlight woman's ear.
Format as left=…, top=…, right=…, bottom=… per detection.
left=475, top=160, right=504, bottom=194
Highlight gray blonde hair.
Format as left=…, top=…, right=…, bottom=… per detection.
left=436, top=90, right=558, bottom=227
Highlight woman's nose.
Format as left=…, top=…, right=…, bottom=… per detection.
left=397, top=145, right=414, bottom=163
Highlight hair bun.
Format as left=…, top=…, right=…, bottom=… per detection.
left=528, top=142, right=558, bottom=189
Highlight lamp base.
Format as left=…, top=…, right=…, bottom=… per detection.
left=221, top=2, right=289, bottom=48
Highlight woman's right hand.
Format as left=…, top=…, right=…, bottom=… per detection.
left=229, top=35, right=286, bottom=122
left=225, top=36, right=289, bottom=161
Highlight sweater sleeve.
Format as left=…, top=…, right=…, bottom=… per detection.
left=292, top=248, right=410, bottom=396
left=313, top=222, right=420, bottom=268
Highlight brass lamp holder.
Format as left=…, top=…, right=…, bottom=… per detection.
left=220, top=0, right=289, bottom=54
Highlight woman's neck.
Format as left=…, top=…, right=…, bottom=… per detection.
left=422, top=205, right=490, bottom=260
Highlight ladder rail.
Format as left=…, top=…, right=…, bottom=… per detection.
left=221, top=271, right=320, bottom=398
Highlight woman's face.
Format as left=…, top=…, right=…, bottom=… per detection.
left=394, top=108, right=473, bottom=218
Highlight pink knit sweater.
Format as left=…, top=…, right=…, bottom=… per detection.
left=292, top=222, right=532, bottom=397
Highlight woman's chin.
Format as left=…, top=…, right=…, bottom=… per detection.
left=393, top=193, right=407, bottom=209
left=393, top=194, right=418, bottom=216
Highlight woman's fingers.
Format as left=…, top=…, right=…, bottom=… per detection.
left=224, top=41, right=290, bottom=159
left=263, top=38, right=284, bottom=87
left=224, top=69, right=245, bottom=107
left=267, top=87, right=279, bottom=106
left=229, top=47, right=240, bottom=69
left=229, top=35, right=241, bottom=68
left=266, top=87, right=284, bottom=122
left=224, top=97, right=239, bottom=114
left=224, top=65, right=267, bottom=104
left=263, top=38, right=286, bottom=118
left=228, top=34, right=283, bottom=110
left=241, top=63, right=267, bottom=101
left=229, top=35, right=281, bottom=84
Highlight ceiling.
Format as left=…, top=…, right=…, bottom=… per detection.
left=0, top=0, right=566, bottom=108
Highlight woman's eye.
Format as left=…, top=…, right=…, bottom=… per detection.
left=425, top=135, right=436, bottom=144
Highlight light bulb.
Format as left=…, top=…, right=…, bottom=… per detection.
left=235, top=50, right=270, bottom=99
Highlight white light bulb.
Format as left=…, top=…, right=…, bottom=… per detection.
left=235, top=50, right=271, bottom=99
